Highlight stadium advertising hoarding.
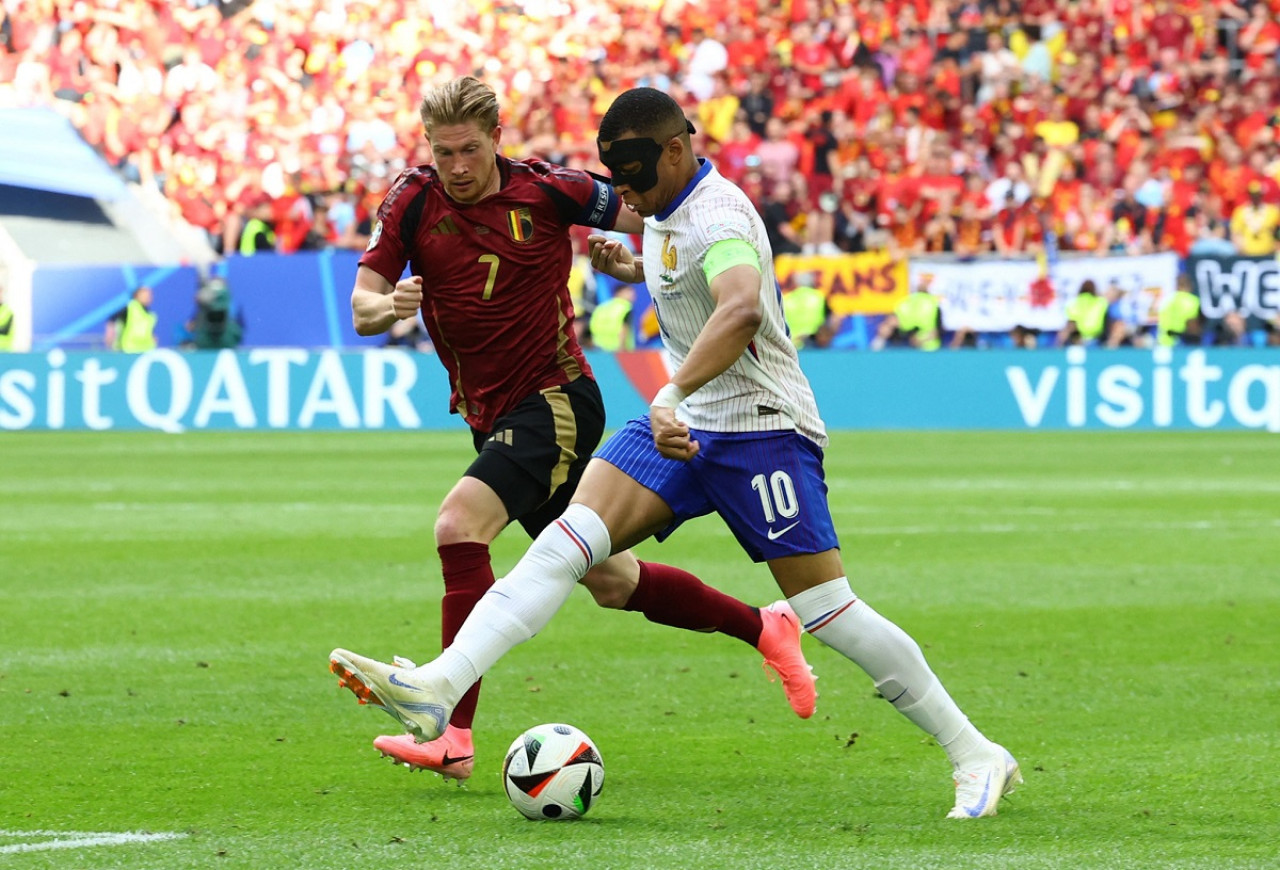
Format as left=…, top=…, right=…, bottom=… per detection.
left=22, top=252, right=1189, bottom=353
left=803, top=346, right=1279, bottom=431
left=1, top=347, right=1276, bottom=433
left=0, top=348, right=459, bottom=432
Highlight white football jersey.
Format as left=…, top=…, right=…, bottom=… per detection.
left=642, top=161, right=828, bottom=446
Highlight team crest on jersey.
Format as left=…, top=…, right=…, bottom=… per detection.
left=506, top=207, right=534, bottom=243
left=366, top=220, right=383, bottom=251
left=659, top=233, right=677, bottom=285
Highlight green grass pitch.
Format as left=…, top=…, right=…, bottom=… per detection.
left=1, top=430, right=1276, bottom=869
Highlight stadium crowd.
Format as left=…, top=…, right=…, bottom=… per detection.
left=1, top=0, right=1278, bottom=262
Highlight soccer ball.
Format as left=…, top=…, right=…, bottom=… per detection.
left=501, top=723, right=604, bottom=821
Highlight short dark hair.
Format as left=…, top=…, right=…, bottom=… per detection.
left=599, top=88, right=688, bottom=143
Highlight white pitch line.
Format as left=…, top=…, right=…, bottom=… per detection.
left=841, top=518, right=1280, bottom=536
left=0, top=830, right=185, bottom=855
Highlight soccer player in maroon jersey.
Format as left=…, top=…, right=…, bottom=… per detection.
left=340, top=76, right=815, bottom=782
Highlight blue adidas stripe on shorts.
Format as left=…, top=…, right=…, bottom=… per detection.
left=594, top=415, right=840, bottom=562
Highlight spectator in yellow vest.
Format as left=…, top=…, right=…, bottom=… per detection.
left=1156, top=275, right=1202, bottom=347
left=0, top=279, right=14, bottom=352
left=872, top=274, right=943, bottom=351
left=1057, top=279, right=1110, bottom=346
left=105, top=286, right=158, bottom=353
left=588, top=285, right=636, bottom=352
left=782, top=273, right=830, bottom=349
left=239, top=197, right=278, bottom=255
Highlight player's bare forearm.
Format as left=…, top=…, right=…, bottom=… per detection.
left=351, top=265, right=396, bottom=334
left=670, top=264, right=761, bottom=395
left=352, top=265, right=420, bottom=335
left=672, top=304, right=759, bottom=393
left=352, top=288, right=396, bottom=335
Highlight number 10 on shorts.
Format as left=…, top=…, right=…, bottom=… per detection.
left=751, top=471, right=799, bottom=524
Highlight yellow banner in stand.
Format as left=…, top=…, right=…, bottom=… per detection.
left=774, top=251, right=909, bottom=316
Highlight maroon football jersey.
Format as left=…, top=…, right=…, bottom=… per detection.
left=360, top=157, right=622, bottom=430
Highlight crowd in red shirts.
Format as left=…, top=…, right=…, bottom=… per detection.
left=1, top=0, right=1278, bottom=259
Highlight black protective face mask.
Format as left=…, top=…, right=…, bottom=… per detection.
left=597, top=120, right=696, bottom=194
left=596, top=136, right=665, bottom=193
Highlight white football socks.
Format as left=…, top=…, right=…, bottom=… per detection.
left=788, top=577, right=991, bottom=768
left=412, top=503, right=611, bottom=707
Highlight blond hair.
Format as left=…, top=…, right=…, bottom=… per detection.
left=419, top=77, right=500, bottom=134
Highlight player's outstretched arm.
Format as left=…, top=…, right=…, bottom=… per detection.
left=351, top=265, right=422, bottom=335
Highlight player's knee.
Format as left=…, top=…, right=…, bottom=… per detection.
left=433, top=506, right=487, bottom=547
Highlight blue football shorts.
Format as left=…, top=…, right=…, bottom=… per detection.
left=594, top=415, right=840, bottom=562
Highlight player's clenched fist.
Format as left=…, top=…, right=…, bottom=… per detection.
left=649, top=405, right=700, bottom=461
left=392, top=275, right=424, bottom=319
left=587, top=234, right=641, bottom=284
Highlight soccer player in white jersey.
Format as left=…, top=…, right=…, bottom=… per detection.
left=330, top=88, right=1021, bottom=819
